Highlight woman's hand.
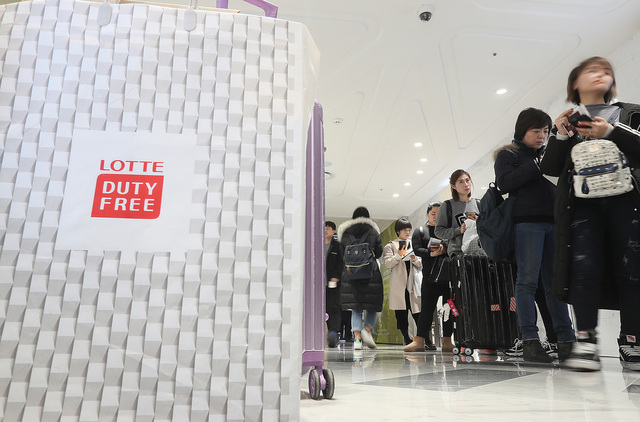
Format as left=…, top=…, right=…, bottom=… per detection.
left=555, top=109, right=574, bottom=135
left=430, top=244, right=445, bottom=257
left=460, top=222, right=467, bottom=234
left=398, top=244, right=408, bottom=257
left=574, top=116, right=612, bottom=138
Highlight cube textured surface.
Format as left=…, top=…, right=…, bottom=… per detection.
left=0, top=0, right=318, bottom=420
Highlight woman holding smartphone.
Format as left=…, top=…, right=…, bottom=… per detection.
left=383, top=218, right=422, bottom=346
left=540, top=56, right=640, bottom=371
left=435, top=169, right=480, bottom=258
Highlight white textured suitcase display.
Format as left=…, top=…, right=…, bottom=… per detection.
left=0, top=1, right=319, bottom=420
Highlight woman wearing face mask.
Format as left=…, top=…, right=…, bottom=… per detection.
left=495, top=108, right=576, bottom=363
left=540, top=57, right=640, bottom=371
left=404, top=202, right=456, bottom=353
left=383, top=218, right=422, bottom=346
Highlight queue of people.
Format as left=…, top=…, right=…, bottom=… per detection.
left=324, top=56, right=640, bottom=373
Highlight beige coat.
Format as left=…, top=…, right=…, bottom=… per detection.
left=383, top=239, right=422, bottom=313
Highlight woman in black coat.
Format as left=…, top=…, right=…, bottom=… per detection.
left=494, top=108, right=574, bottom=363
left=540, top=56, right=640, bottom=372
left=338, top=207, right=383, bottom=350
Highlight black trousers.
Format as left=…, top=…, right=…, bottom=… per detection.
left=535, top=276, right=558, bottom=343
left=326, top=286, right=342, bottom=333
left=416, top=281, right=453, bottom=339
left=395, top=289, right=420, bottom=334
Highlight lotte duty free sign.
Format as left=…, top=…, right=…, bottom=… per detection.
left=92, top=161, right=165, bottom=219
left=57, top=131, right=197, bottom=252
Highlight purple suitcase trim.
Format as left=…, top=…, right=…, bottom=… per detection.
left=301, top=101, right=327, bottom=377
left=216, top=0, right=278, bottom=18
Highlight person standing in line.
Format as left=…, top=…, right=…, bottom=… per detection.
left=540, top=56, right=640, bottom=371
left=434, top=169, right=479, bottom=258
left=382, top=218, right=422, bottom=346
left=494, top=107, right=576, bottom=363
left=338, top=207, right=384, bottom=350
left=404, top=202, right=456, bottom=353
left=325, top=221, right=344, bottom=348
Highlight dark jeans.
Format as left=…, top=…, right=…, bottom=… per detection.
left=416, top=281, right=453, bottom=339
left=395, top=289, right=420, bottom=334
left=569, top=193, right=640, bottom=337
left=514, top=222, right=574, bottom=342
left=326, top=286, right=342, bottom=333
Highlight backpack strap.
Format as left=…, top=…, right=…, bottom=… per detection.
left=444, top=199, right=452, bottom=228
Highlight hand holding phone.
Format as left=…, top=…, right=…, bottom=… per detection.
left=567, top=105, right=593, bottom=128
left=398, top=240, right=407, bottom=256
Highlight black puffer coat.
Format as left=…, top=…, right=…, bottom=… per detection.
left=539, top=102, right=640, bottom=307
left=337, top=217, right=384, bottom=312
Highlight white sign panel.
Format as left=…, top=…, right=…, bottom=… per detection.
left=57, top=130, right=197, bottom=252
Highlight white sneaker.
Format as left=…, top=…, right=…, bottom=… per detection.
left=360, top=329, right=377, bottom=349
left=354, top=339, right=362, bottom=350
left=565, top=341, right=601, bottom=372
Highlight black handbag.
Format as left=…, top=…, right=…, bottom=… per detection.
left=428, top=255, right=452, bottom=286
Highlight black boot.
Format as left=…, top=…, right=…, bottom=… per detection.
left=523, top=339, right=553, bottom=363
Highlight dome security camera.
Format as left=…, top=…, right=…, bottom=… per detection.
left=417, top=5, right=433, bottom=21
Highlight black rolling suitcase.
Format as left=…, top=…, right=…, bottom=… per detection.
left=448, top=255, right=519, bottom=355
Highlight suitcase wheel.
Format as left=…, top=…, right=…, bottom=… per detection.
left=308, top=369, right=321, bottom=400
left=451, top=346, right=461, bottom=355
left=464, top=347, right=474, bottom=356
left=322, top=368, right=335, bottom=399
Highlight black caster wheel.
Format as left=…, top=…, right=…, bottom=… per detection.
left=464, top=347, right=474, bottom=356
left=322, top=368, right=335, bottom=399
left=451, top=346, right=460, bottom=355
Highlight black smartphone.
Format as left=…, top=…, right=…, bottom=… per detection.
left=398, top=240, right=406, bottom=249
left=568, top=107, right=593, bottom=127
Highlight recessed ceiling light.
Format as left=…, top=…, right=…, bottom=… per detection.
left=392, top=193, right=399, bottom=198
left=416, top=170, right=424, bottom=175
left=325, top=171, right=336, bottom=180
left=414, top=142, right=423, bottom=147
left=404, top=182, right=411, bottom=186
left=420, top=158, right=428, bottom=162
left=332, top=118, right=343, bottom=125
left=496, top=88, right=508, bottom=95
left=324, top=160, right=332, bottom=167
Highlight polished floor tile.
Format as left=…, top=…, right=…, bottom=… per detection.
left=300, top=343, right=640, bottom=421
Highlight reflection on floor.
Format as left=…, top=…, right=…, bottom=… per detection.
left=300, top=342, right=640, bottom=422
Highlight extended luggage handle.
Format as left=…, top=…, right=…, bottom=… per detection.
left=216, top=0, right=278, bottom=18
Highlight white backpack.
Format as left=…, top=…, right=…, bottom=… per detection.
left=570, top=139, right=634, bottom=198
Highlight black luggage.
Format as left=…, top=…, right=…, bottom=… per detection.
left=448, top=255, right=519, bottom=355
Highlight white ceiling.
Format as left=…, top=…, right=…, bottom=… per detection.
left=246, top=0, right=640, bottom=220
left=98, top=0, right=640, bottom=221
